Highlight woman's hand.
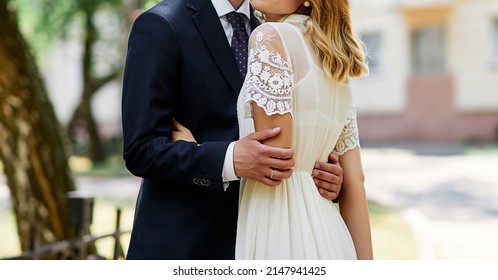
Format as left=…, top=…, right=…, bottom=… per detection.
left=172, top=119, right=196, bottom=143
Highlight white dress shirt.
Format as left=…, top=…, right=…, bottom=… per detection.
left=211, top=0, right=251, bottom=190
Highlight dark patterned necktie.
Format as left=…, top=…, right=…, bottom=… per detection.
left=226, top=12, right=249, bottom=79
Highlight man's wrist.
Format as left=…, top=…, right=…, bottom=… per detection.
left=222, top=141, right=239, bottom=182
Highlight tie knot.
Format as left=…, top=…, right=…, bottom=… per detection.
left=226, top=12, right=247, bottom=32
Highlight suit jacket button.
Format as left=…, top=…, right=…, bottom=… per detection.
left=206, top=180, right=211, bottom=187
left=193, top=178, right=199, bottom=185
left=200, top=179, right=207, bottom=186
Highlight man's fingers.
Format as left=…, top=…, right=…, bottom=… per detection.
left=328, top=152, right=340, bottom=164
left=249, top=127, right=281, bottom=142
left=317, top=186, right=339, bottom=200
left=262, top=168, right=293, bottom=186
left=315, top=162, right=343, bottom=179
left=314, top=176, right=339, bottom=200
left=268, top=156, right=295, bottom=171
left=313, top=166, right=340, bottom=185
left=313, top=167, right=341, bottom=196
left=233, top=134, right=294, bottom=185
left=269, top=168, right=293, bottom=180
left=261, top=177, right=282, bottom=187
left=243, top=129, right=294, bottom=160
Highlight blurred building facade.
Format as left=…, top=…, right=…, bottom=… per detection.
left=351, top=0, right=498, bottom=143
left=43, top=0, right=498, bottom=144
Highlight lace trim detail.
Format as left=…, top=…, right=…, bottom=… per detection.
left=334, top=106, right=360, bottom=155
left=242, top=30, right=294, bottom=117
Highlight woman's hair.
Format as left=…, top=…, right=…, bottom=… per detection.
left=305, top=0, right=369, bottom=82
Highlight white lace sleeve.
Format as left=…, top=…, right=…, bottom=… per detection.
left=241, top=25, right=294, bottom=118
left=334, top=106, right=360, bottom=155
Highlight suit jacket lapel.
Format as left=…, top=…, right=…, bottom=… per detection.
left=187, top=0, right=243, bottom=94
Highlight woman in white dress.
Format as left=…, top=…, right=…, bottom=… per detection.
left=235, top=0, right=373, bottom=259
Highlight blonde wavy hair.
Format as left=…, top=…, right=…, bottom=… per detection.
left=304, top=0, right=368, bottom=82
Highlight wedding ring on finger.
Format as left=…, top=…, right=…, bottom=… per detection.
left=269, top=169, right=275, bottom=180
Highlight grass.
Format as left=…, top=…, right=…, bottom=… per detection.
left=88, top=199, right=135, bottom=259
left=464, top=144, right=498, bottom=156
left=369, top=201, right=418, bottom=259
left=0, top=199, right=418, bottom=260
left=69, top=156, right=131, bottom=177
left=0, top=199, right=135, bottom=260
left=0, top=209, right=20, bottom=258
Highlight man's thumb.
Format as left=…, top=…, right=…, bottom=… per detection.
left=329, top=151, right=339, bottom=164
left=251, top=127, right=281, bottom=142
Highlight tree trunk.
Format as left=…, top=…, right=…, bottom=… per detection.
left=66, top=10, right=107, bottom=163
left=65, top=0, right=146, bottom=163
left=67, top=89, right=107, bottom=163
left=0, top=1, right=76, bottom=251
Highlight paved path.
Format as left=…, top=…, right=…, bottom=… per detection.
left=1, top=144, right=497, bottom=259
left=361, top=144, right=498, bottom=260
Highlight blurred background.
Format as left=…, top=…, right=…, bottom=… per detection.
left=1, top=0, right=497, bottom=260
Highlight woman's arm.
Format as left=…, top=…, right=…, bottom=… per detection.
left=243, top=24, right=295, bottom=183
left=252, top=108, right=292, bottom=149
left=247, top=24, right=344, bottom=193
left=172, top=119, right=197, bottom=143
left=251, top=107, right=293, bottom=183
left=338, top=146, right=373, bottom=259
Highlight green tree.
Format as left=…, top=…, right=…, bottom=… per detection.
left=35, top=0, right=124, bottom=163
left=0, top=0, right=159, bottom=258
left=13, top=0, right=161, bottom=163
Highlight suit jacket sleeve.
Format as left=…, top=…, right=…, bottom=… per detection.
left=121, top=11, right=230, bottom=192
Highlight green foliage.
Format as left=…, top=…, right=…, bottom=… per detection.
left=12, top=0, right=163, bottom=59
left=13, top=0, right=125, bottom=56
left=369, top=201, right=418, bottom=259
left=464, top=144, right=498, bottom=155
left=143, top=0, right=161, bottom=10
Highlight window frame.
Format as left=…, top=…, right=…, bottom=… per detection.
left=410, top=25, right=447, bottom=75
left=360, top=31, right=384, bottom=75
left=493, top=18, right=498, bottom=64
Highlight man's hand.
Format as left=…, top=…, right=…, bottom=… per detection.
left=234, top=127, right=295, bottom=187
left=312, top=152, right=343, bottom=200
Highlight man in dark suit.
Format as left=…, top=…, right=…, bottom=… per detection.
left=121, top=0, right=344, bottom=260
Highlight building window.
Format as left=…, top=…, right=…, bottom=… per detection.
left=494, top=18, right=498, bottom=62
left=361, top=32, right=383, bottom=75
left=411, top=25, right=446, bottom=74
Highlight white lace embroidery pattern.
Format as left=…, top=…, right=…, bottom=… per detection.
left=243, top=30, right=294, bottom=117
left=334, top=106, right=360, bottom=155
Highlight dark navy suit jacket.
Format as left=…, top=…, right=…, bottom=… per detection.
left=121, top=0, right=259, bottom=259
